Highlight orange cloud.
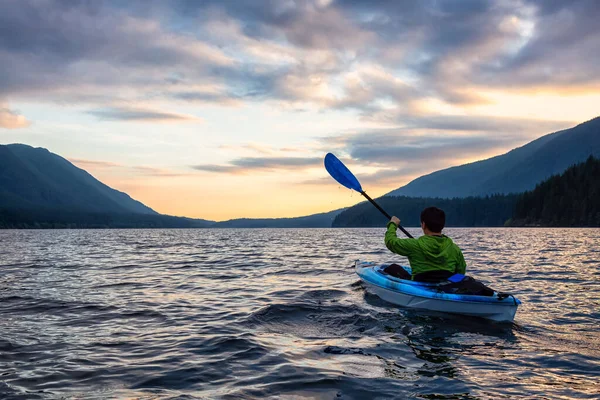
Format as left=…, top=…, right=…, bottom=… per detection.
left=69, top=158, right=192, bottom=178
left=0, top=107, right=29, bottom=129
left=86, top=107, right=201, bottom=123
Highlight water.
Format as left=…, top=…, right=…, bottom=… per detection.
left=1, top=228, right=599, bottom=399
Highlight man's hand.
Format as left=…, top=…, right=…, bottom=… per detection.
left=390, top=216, right=400, bottom=226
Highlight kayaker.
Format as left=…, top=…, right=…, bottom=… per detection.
left=384, top=206, right=466, bottom=282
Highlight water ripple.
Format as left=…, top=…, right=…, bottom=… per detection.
left=0, top=228, right=599, bottom=399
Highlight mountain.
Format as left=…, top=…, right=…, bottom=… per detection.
left=0, top=144, right=216, bottom=228
left=211, top=208, right=346, bottom=228
left=0, top=144, right=156, bottom=214
left=508, top=156, right=600, bottom=227
left=387, top=117, right=600, bottom=198
left=0, top=143, right=343, bottom=228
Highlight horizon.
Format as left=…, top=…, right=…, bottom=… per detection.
left=1, top=1, right=599, bottom=220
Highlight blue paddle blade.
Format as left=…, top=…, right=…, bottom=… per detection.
left=324, top=153, right=363, bottom=193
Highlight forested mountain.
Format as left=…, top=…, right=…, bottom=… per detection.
left=387, top=117, right=600, bottom=198
left=509, top=156, right=600, bottom=227
left=332, top=195, right=518, bottom=228
left=334, top=158, right=600, bottom=228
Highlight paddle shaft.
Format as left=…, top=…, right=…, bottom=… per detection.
left=360, top=191, right=414, bottom=238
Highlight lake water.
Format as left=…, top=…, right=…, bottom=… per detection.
left=1, top=228, right=599, bottom=399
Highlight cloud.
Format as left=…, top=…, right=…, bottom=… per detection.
left=310, top=115, right=575, bottom=188
left=172, top=91, right=242, bottom=106
left=219, top=143, right=273, bottom=155
left=217, top=143, right=304, bottom=155
left=0, top=0, right=234, bottom=103
left=332, top=116, right=572, bottom=161
left=70, top=158, right=189, bottom=178
left=391, top=114, right=573, bottom=133
left=69, top=159, right=121, bottom=169
left=208, top=115, right=576, bottom=188
left=0, top=0, right=412, bottom=112
left=302, top=159, right=451, bottom=190
left=129, top=165, right=190, bottom=177
left=0, top=107, right=30, bottom=129
left=476, top=0, right=600, bottom=89
left=0, top=0, right=598, bottom=124
left=348, top=133, right=512, bottom=163
left=320, top=129, right=503, bottom=166
left=172, top=0, right=374, bottom=50
left=191, top=156, right=323, bottom=174
left=86, top=107, right=200, bottom=122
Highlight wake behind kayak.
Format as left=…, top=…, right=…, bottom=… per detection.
left=355, top=260, right=521, bottom=323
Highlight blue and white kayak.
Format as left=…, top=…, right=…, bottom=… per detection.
left=355, top=260, right=521, bottom=323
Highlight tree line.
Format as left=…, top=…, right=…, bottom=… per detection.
left=332, top=194, right=518, bottom=227
left=508, top=156, right=600, bottom=227
left=0, top=208, right=211, bottom=229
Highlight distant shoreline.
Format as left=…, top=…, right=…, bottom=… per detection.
left=2, top=225, right=596, bottom=230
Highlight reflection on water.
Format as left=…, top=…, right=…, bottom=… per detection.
left=0, top=228, right=599, bottom=399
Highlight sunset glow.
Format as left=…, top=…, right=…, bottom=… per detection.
left=1, top=0, right=598, bottom=220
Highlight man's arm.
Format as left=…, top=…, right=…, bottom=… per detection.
left=385, top=219, right=418, bottom=256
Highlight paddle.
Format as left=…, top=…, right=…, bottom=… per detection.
left=324, top=153, right=414, bottom=238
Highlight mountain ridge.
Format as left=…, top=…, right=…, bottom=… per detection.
left=386, top=117, right=600, bottom=198
left=1, top=143, right=157, bottom=214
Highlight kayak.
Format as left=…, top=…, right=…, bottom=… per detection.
left=355, top=260, right=521, bottom=323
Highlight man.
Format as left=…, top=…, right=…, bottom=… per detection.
left=384, top=206, right=466, bottom=282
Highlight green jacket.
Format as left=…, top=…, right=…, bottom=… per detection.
left=384, top=222, right=466, bottom=278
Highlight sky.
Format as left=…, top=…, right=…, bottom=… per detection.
left=1, top=0, right=599, bottom=221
